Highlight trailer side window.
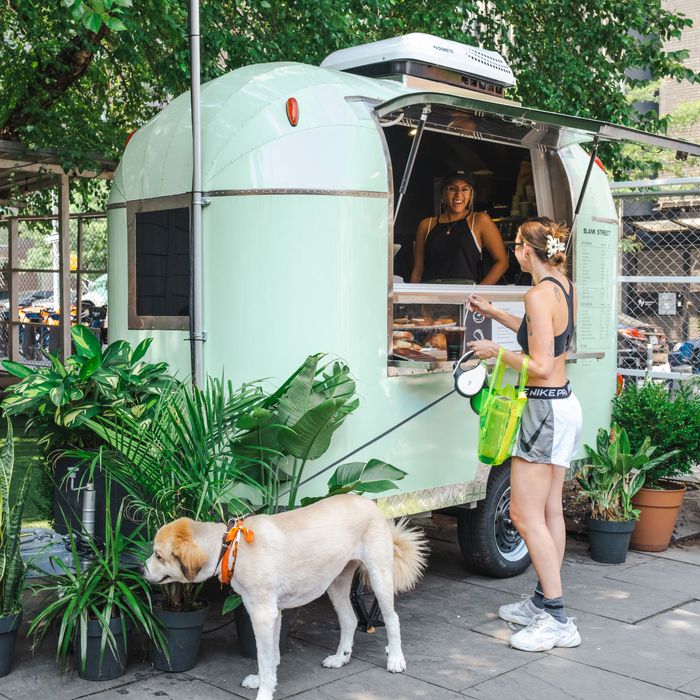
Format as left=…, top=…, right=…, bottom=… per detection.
left=128, top=201, right=190, bottom=330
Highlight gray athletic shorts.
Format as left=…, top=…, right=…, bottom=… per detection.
left=512, top=385, right=582, bottom=468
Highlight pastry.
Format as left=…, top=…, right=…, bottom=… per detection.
left=393, top=330, right=414, bottom=341
left=430, top=333, right=447, bottom=350
left=435, top=317, right=456, bottom=325
left=393, top=339, right=414, bottom=350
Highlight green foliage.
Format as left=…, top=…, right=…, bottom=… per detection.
left=611, top=380, right=700, bottom=486
left=0, top=419, right=33, bottom=615
left=577, top=425, right=678, bottom=521
left=233, top=354, right=405, bottom=511
left=300, top=459, right=407, bottom=508
left=1, top=0, right=698, bottom=200
left=1, top=325, right=172, bottom=452
left=28, top=483, right=165, bottom=673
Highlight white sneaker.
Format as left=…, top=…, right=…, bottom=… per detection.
left=509, top=612, right=581, bottom=652
left=498, top=596, right=542, bottom=625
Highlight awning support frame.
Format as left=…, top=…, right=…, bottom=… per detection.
left=393, top=105, right=430, bottom=224
left=567, top=136, right=600, bottom=253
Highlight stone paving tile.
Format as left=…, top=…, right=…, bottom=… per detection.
left=473, top=602, right=700, bottom=690
left=1, top=641, right=160, bottom=700
left=82, top=674, right=241, bottom=699
left=461, top=654, right=686, bottom=700
left=293, top=596, right=536, bottom=693
left=678, top=674, right=700, bottom=698
left=639, top=544, right=700, bottom=567
left=189, top=632, right=374, bottom=700
left=603, top=556, right=700, bottom=600
left=297, top=666, right=466, bottom=699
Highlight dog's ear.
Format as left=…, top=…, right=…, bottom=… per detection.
left=172, top=519, right=208, bottom=582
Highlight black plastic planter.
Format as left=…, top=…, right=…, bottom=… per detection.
left=0, top=611, right=22, bottom=678
left=234, top=605, right=293, bottom=660
left=152, top=601, right=210, bottom=672
left=586, top=517, right=636, bottom=564
left=76, top=615, right=130, bottom=681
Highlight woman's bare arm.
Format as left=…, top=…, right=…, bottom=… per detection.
left=474, top=212, right=509, bottom=285
left=409, top=217, right=431, bottom=283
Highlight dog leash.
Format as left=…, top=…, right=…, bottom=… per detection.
left=284, top=388, right=456, bottom=496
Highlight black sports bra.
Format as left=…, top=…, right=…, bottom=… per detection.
left=516, top=277, right=575, bottom=356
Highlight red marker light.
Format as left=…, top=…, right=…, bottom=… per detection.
left=594, top=155, right=606, bottom=172
left=286, top=98, right=299, bottom=127
left=125, top=129, right=137, bottom=147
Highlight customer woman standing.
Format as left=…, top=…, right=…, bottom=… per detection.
left=467, top=217, right=582, bottom=652
left=409, top=170, right=508, bottom=285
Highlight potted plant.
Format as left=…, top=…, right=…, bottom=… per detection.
left=28, top=480, right=164, bottom=681
left=75, top=376, right=272, bottom=672
left=228, top=354, right=407, bottom=658
left=1, top=324, right=173, bottom=535
left=577, top=425, right=678, bottom=563
left=0, top=420, right=32, bottom=678
left=612, top=379, right=700, bottom=551
left=83, top=354, right=406, bottom=665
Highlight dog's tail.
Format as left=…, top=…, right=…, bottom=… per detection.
left=390, top=518, right=429, bottom=593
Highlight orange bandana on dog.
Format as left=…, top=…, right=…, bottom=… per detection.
left=219, top=519, right=254, bottom=586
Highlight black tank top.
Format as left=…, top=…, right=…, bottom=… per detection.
left=517, top=277, right=575, bottom=356
left=422, top=217, right=482, bottom=283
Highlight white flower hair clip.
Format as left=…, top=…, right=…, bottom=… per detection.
left=546, top=234, right=566, bottom=258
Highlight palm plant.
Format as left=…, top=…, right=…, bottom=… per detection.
left=28, top=482, right=165, bottom=675
left=577, top=425, right=679, bottom=521
left=0, top=419, right=32, bottom=617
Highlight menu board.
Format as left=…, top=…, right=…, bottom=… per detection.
left=575, top=216, right=617, bottom=353
left=464, top=301, right=524, bottom=352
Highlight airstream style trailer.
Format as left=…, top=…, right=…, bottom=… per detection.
left=106, top=33, right=700, bottom=576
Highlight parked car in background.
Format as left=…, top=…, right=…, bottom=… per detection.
left=82, top=274, right=108, bottom=308
left=669, top=339, right=700, bottom=373
left=618, top=313, right=669, bottom=369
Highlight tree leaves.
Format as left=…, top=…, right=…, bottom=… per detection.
left=3, top=0, right=698, bottom=186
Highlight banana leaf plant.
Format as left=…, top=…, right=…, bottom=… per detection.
left=0, top=419, right=32, bottom=617
left=577, top=425, right=679, bottom=522
left=233, top=354, right=406, bottom=511
left=1, top=324, right=173, bottom=452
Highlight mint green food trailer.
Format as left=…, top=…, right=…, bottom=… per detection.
left=107, top=34, right=700, bottom=576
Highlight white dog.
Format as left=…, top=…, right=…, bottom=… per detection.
left=144, top=494, right=428, bottom=700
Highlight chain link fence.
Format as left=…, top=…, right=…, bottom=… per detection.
left=0, top=213, right=107, bottom=366
left=612, top=177, right=700, bottom=378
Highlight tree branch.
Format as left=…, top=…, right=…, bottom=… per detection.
left=0, top=25, right=109, bottom=140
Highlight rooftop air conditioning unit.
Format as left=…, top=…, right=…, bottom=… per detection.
left=321, top=33, right=516, bottom=97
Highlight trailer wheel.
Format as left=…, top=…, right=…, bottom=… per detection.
left=457, top=463, right=530, bottom=577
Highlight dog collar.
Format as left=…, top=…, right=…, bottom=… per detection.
left=218, top=518, right=255, bottom=586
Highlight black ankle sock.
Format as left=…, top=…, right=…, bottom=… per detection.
left=531, top=582, right=545, bottom=609
left=543, top=596, right=567, bottom=623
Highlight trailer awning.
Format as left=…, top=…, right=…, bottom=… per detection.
left=374, top=92, right=700, bottom=157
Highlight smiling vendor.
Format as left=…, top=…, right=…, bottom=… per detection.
left=410, top=170, right=508, bottom=285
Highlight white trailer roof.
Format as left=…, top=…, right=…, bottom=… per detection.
left=321, top=33, right=516, bottom=88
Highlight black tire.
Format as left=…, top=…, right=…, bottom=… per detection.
left=457, top=462, right=531, bottom=577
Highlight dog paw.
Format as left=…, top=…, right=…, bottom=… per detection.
left=322, top=651, right=351, bottom=668
left=241, top=674, right=260, bottom=689
left=387, top=654, right=406, bottom=673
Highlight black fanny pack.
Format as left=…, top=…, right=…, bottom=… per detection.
left=524, top=383, right=572, bottom=399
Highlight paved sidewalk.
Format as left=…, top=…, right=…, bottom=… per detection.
left=3, top=520, right=700, bottom=699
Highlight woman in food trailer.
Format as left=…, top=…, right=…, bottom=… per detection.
left=409, top=170, right=508, bottom=285
left=467, top=217, right=582, bottom=652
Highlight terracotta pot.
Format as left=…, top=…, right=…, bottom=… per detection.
left=630, top=481, right=686, bottom=552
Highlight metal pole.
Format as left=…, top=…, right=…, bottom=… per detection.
left=189, top=0, right=205, bottom=387
left=58, top=174, right=71, bottom=361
